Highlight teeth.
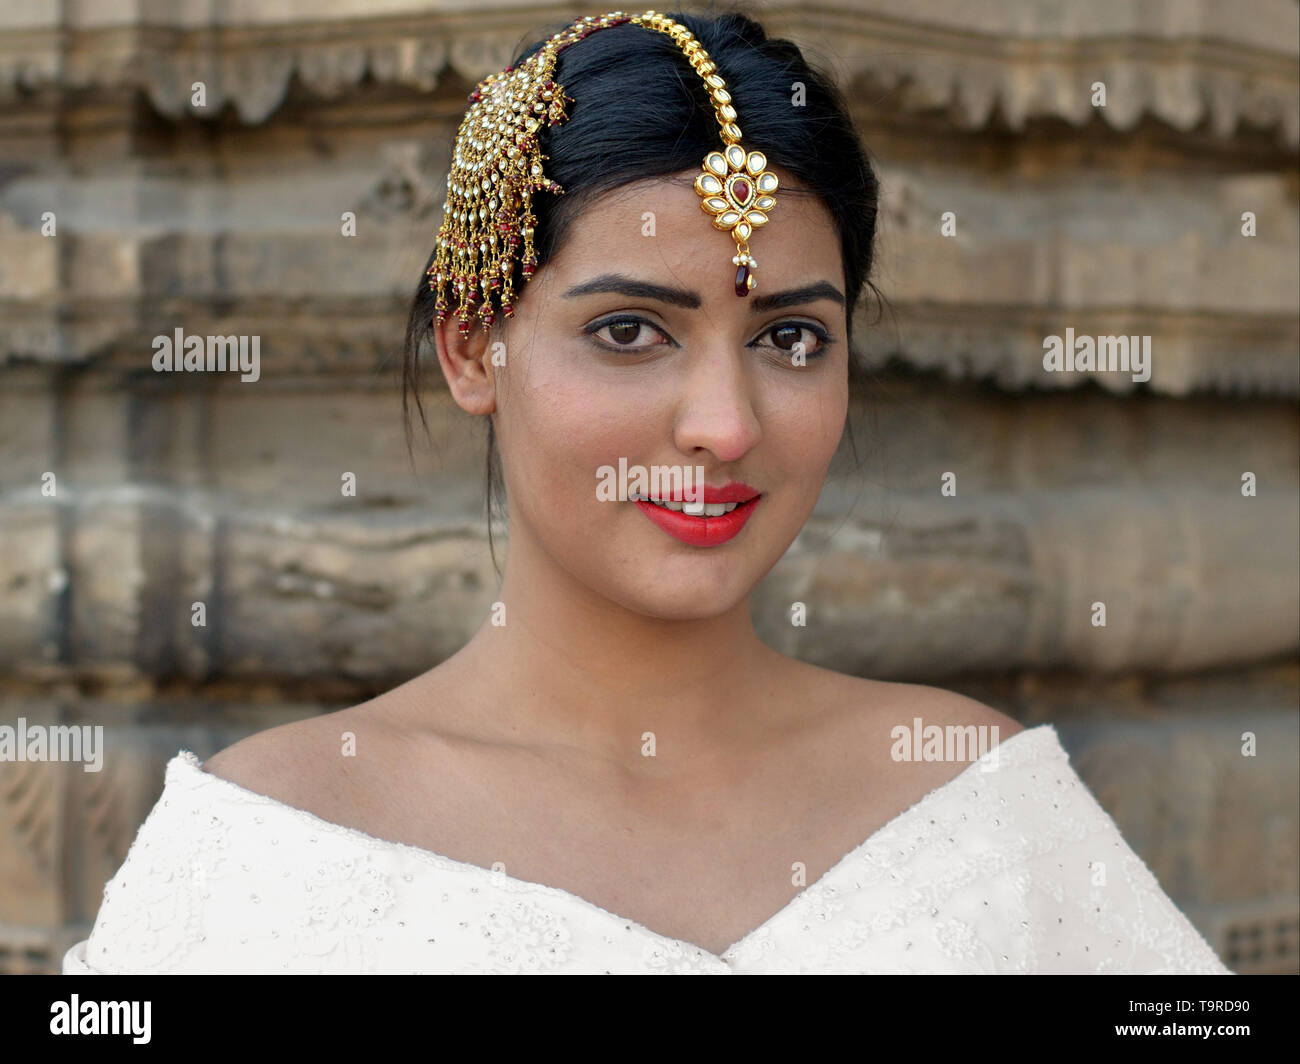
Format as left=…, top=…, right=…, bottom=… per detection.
left=633, top=495, right=741, bottom=516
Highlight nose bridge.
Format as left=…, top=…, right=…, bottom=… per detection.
left=672, top=328, right=761, bottom=461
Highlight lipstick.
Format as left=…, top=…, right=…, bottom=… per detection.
left=633, top=481, right=761, bottom=547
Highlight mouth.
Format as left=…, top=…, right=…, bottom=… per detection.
left=631, top=492, right=761, bottom=547
left=629, top=494, right=750, bottom=516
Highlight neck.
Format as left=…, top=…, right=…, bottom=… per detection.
left=442, top=529, right=789, bottom=773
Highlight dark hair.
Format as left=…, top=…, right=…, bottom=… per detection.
left=401, top=6, right=885, bottom=571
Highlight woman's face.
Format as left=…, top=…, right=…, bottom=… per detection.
left=444, top=169, right=849, bottom=620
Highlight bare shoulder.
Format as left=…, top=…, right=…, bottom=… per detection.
left=813, top=669, right=1025, bottom=802
left=201, top=716, right=327, bottom=803
left=200, top=662, right=506, bottom=830
left=201, top=701, right=394, bottom=810
left=874, top=678, right=1024, bottom=740
left=790, top=660, right=1024, bottom=747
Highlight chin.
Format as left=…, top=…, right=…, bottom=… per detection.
left=605, top=578, right=753, bottom=622
left=597, top=538, right=786, bottom=621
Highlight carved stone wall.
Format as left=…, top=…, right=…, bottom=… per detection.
left=0, top=0, right=1296, bottom=973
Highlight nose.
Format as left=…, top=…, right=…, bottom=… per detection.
left=670, top=342, right=763, bottom=464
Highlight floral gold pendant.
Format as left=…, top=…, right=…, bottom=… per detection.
left=694, top=145, right=779, bottom=296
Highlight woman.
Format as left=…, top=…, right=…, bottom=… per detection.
left=63, top=9, right=1231, bottom=974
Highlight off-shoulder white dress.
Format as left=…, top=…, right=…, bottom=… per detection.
left=63, top=724, right=1232, bottom=974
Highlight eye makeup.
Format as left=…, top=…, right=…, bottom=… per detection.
left=583, top=314, right=836, bottom=358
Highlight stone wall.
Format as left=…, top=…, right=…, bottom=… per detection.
left=0, top=0, right=1296, bottom=973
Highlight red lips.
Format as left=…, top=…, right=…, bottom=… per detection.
left=633, top=487, right=761, bottom=548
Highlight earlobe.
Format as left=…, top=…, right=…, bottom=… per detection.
left=433, top=314, right=497, bottom=416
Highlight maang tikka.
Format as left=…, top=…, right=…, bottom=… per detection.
left=429, top=10, right=780, bottom=338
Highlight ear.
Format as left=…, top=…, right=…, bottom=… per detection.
left=433, top=312, right=499, bottom=417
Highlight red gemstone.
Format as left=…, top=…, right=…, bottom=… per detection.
left=733, top=178, right=750, bottom=202
left=735, top=264, right=751, bottom=297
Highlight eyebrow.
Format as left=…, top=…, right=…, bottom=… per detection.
left=561, top=273, right=845, bottom=313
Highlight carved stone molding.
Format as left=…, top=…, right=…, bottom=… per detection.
left=0, top=1, right=1295, bottom=147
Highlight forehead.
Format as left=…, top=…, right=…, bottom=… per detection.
left=548, top=167, right=842, bottom=292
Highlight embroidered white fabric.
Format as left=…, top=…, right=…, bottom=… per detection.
left=62, top=724, right=1232, bottom=974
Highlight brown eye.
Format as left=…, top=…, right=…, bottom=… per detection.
left=760, top=321, right=832, bottom=359
left=771, top=324, right=803, bottom=351
left=587, top=316, right=671, bottom=352
left=607, top=320, right=643, bottom=345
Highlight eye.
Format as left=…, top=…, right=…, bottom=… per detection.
left=758, top=321, right=833, bottom=359
left=583, top=315, right=834, bottom=358
left=585, top=316, right=673, bottom=352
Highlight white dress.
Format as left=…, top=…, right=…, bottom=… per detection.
left=62, top=724, right=1232, bottom=974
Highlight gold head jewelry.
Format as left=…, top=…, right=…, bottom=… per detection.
left=429, top=9, right=779, bottom=338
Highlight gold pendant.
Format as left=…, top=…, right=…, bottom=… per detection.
left=694, top=145, right=778, bottom=295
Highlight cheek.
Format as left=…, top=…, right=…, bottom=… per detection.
left=764, top=373, right=848, bottom=478
left=505, top=374, right=634, bottom=510
left=551, top=386, right=628, bottom=460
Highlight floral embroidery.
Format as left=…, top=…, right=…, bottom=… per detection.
left=292, top=855, right=396, bottom=971
left=476, top=897, right=572, bottom=974
left=90, top=776, right=232, bottom=972
left=933, top=917, right=980, bottom=958
left=641, top=938, right=715, bottom=974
